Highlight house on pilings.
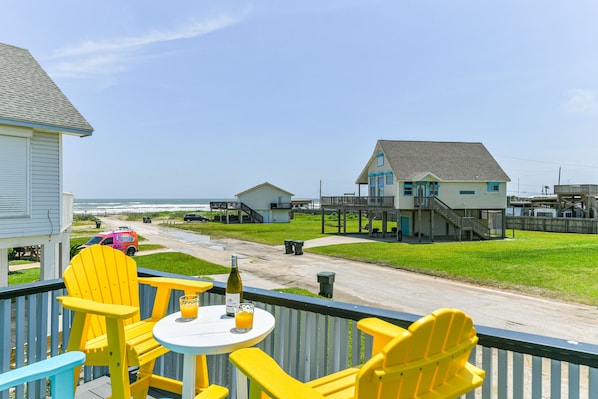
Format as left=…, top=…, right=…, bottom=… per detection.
left=320, top=140, right=511, bottom=242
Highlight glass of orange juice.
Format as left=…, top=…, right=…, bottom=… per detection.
left=179, top=295, right=199, bottom=321
left=233, top=303, right=254, bottom=333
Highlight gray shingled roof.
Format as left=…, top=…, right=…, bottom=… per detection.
left=356, top=140, right=510, bottom=183
left=0, top=42, right=93, bottom=135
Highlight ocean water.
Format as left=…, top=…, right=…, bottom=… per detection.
left=73, top=198, right=234, bottom=215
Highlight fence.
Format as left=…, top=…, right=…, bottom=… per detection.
left=507, top=216, right=598, bottom=234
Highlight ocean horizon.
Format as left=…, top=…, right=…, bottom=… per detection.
left=74, top=197, right=320, bottom=215
left=73, top=198, right=235, bottom=215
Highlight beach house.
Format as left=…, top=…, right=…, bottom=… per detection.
left=321, top=139, right=511, bottom=241
left=210, top=182, right=294, bottom=223
left=0, top=42, right=93, bottom=286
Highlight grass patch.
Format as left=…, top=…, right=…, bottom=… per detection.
left=134, top=252, right=229, bottom=277
left=139, top=243, right=165, bottom=251
left=174, top=213, right=330, bottom=245
left=8, top=268, right=40, bottom=285
left=274, top=287, right=324, bottom=298
left=308, top=230, right=598, bottom=305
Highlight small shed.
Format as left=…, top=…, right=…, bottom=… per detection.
left=236, top=182, right=294, bottom=223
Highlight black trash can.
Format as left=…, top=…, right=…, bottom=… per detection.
left=284, top=239, right=294, bottom=254
left=95, top=220, right=101, bottom=228
left=293, top=240, right=304, bottom=255
left=317, top=271, right=335, bottom=298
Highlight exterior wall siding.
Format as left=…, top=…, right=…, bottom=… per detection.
left=0, top=131, right=60, bottom=239
left=239, top=185, right=292, bottom=223
left=398, top=181, right=507, bottom=210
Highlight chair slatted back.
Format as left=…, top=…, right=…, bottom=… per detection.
left=63, top=245, right=141, bottom=341
left=355, top=308, right=482, bottom=399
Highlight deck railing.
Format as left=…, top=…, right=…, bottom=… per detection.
left=320, top=196, right=395, bottom=208
left=62, top=192, right=74, bottom=232
left=2, top=270, right=598, bottom=398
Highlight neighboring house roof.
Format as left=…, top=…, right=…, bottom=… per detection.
left=356, top=140, right=510, bottom=183
left=236, top=182, right=294, bottom=198
left=0, top=42, right=93, bottom=136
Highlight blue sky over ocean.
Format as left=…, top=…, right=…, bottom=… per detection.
left=3, top=1, right=598, bottom=199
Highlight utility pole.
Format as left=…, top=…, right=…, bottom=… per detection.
left=558, top=166, right=561, bottom=186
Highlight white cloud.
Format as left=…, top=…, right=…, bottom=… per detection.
left=562, top=89, right=598, bottom=116
left=50, top=16, right=242, bottom=78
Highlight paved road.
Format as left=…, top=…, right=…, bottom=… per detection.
left=103, top=217, right=598, bottom=345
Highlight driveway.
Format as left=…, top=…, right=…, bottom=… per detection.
left=102, top=217, right=598, bottom=345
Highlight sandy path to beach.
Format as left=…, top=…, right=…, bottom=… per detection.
left=99, top=217, right=598, bottom=345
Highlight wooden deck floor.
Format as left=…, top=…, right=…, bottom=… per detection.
left=74, top=376, right=182, bottom=399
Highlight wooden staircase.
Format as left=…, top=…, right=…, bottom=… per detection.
left=240, top=202, right=263, bottom=223
left=426, top=197, right=490, bottom=240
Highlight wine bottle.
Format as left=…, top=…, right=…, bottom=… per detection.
left=225, top=254, right=243, bottom=317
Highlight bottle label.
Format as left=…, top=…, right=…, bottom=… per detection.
left=225, top=293, right=241, bottom=315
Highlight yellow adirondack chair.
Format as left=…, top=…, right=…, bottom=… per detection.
left=229, top=308, right=485, bottom=399
left=57, top=245, right=228, bottom=399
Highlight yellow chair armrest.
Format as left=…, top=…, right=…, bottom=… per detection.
left=57, top=296, right=139, bottom=319
left=194, top=384, right=229, bottom=399
left=230, top=348, right=325, bottom=399
left=138, top=277, right=213, bottom=293
left=357, top=317, right=408, bottom=354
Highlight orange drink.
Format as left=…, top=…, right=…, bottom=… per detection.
left=180, top=303, right=198, bottom=319
left=179, top=295, right=199, bottom=321
left=235, top=310, right=253, bottom=329
left=234, top=303, right=254, bottom=332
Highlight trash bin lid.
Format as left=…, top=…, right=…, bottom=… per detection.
left=317, top=271, right=335, bottom=277
left=317, top=271, right=335, bottom=283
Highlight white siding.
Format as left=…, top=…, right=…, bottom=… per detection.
left=0, top=132, right=61, bottom=239
left=435, top=182, right=507, bottom=209
left=240, top=186, right=291, bottom=210
left=397, top=181, right=507, bottom=210
left=238, top=184, right=292, bottom=223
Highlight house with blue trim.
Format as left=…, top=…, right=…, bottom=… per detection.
left=0, top=42, right=93, bottom=286
left=321, top=140, right=511, bottom=241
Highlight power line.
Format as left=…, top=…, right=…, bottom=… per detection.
left=497, top=155, right=598, bottom=170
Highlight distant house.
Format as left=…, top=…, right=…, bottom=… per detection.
left=210, top=182, right=294, bottom=223
left=0, top=42, right=93, bottom=286
left=291, top=198, right=314, bottom=210
left=321, top=140, right=511, bottom=241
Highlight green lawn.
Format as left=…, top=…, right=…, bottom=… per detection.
left=134, top=252, right=229, bottom=278
left=309, top=230, right=598, bottom=305
left=167, top=213, right=598, bottom=306
left=174, top=213, right=330, bottom=244
left=8, top=268, right=40, bottom=285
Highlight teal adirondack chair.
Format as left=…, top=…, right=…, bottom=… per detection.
left=0, top=351, right=85, bottom=398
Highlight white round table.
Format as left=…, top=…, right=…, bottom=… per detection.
left=153, top=305, right=275, bottom=399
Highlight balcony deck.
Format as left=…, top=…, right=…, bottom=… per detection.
left=2, top=270, right=598, bottom=399
left=74, top=376, right=180, bottom=399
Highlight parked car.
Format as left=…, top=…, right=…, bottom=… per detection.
left=79, top=229, right=139, bottom=256
left=183, top=213, right=208, bottom=222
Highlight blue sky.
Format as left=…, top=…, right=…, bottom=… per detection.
left=3, top=1, right=598, bottom=199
